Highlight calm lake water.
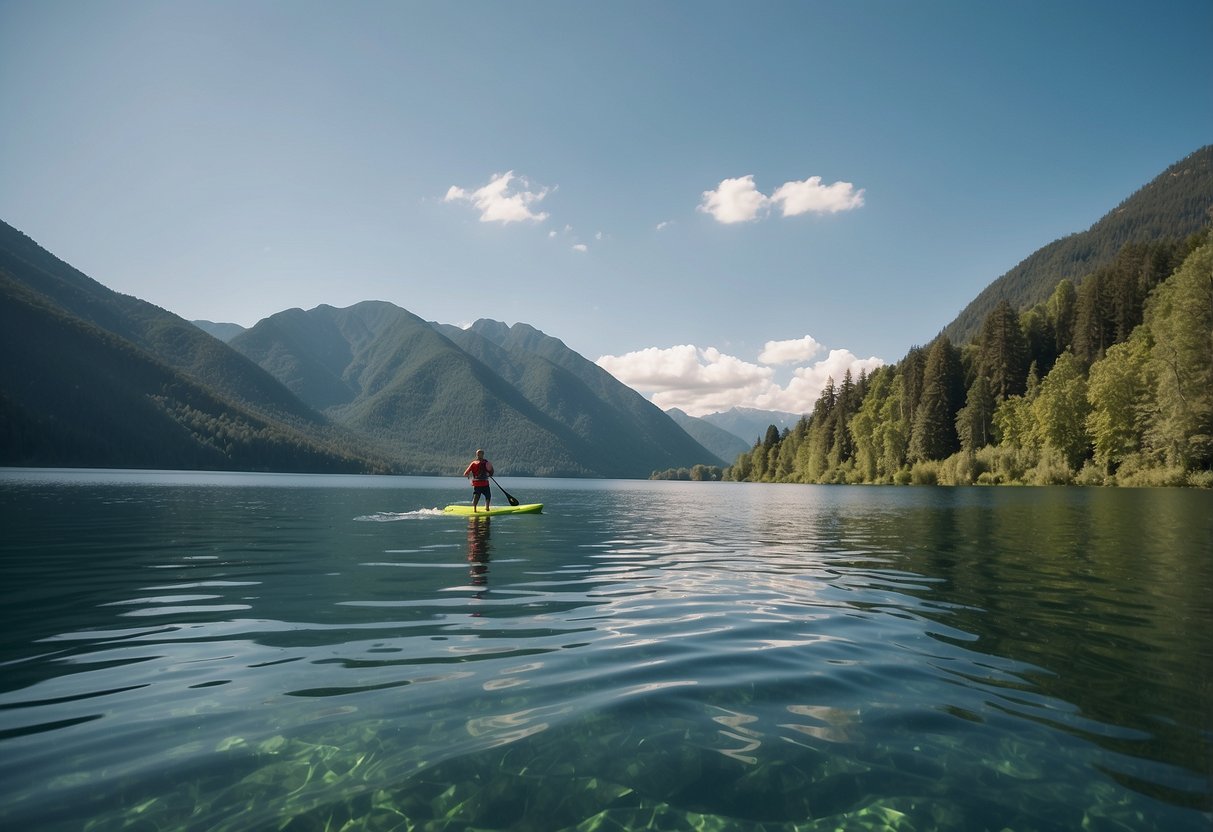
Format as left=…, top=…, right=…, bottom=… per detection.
left=1, top=470, right=1210, bottom=831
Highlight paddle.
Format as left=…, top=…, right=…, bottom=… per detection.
left=490, top=476, right=520, bottom=507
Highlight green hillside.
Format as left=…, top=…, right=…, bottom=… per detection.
left=230, top=304, right=719, bottom=477
left=0, top=273, right=385, bottom=473
left=448, top=320, right=717, bottom=473
left=0, top=221, right=395, bottom=472
left=0, top=222, right=320, bottom=424
left=944, top=145, right=1213, bottom=345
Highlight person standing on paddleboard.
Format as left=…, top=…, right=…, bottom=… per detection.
left=462, top=449, right=494, bottom=513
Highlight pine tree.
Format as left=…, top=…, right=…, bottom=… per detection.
left=910, top=336, right=963, bottom=461
left=977, top=300, right=1028, bottom=400
left=1073, top=271, right=1114, bottom=364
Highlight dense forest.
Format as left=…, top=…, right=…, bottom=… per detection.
left=725, top=231, right=1213, bottom=487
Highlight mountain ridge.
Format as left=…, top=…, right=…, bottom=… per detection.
left=227, top=304, right=718, bottom=477
left=943, top=145, right=1213, bottom=344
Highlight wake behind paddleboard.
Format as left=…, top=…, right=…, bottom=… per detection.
left=442, top=503, right=543, bottom=517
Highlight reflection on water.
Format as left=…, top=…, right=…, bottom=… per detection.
left=0, top=472, right=1210, bottom=831
left=467, top=517, right=491, bottom=591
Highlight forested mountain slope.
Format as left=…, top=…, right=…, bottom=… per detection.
left=0, top=224, right=387, bottom=472
left=729, top=231, right=1212, bottom=487
left=0, top=222, right=319, bottom=423
left=446, top=319, right=716, bottom=472
left=944, top=145, right=1213, bottom=345
left=232, top=305, right=718, bottom=477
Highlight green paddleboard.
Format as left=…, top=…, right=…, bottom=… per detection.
left=442, top=503, right=543, bottom=517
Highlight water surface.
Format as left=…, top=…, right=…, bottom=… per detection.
left=1, top=470, right=1210, bottom=830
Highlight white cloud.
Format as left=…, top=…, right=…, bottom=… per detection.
left=572, top=243, right=588, bottom=253
left=762, top=350, right=885, bottom=413
left=697, top=175, right=769, bottom=223
left=770, top=176, right=865, bottom=216
left=698, top=174, right=865, bottom=224
left=597, top=341, right=883, bottom=417
left=656, top=220, right=672, bottom=231
left=444, top=170, right=550, bottom=224
left=758, top=335, right=824, bottom=365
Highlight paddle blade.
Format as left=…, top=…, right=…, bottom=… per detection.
left=491, top=476, right=520, bottom=506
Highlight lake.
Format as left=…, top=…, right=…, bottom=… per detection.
left=1, top=470, right=1210, bottom=831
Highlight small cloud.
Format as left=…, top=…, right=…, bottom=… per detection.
left=758, top=335, right=824, bottom=365
left=698, top=173, right=865, bottom=224
left=771, top=176, right=865, bottom=216
left=656, top=220, right=672, bottom=231
left=572, top=243, right=588, bottom=253
left=444, top=170, right=550, bottom=224
left=698, top=175, right=769, bottom=224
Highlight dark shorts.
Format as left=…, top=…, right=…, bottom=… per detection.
left=473, top=485, right=491, bottom=498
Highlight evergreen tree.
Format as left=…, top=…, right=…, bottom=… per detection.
left=762, top=424, right=781, bottom=451
left=977, top=300, right=1028, bottom=400
left=899, top=347, right=927, bottom=425
left=1020, top=306, right=1056, bottom=378
left=1073, top=270, right=1114, bottom=364
left=909, top=336, right=963, bottom=461
left=827, top=369, right=858, bottom=469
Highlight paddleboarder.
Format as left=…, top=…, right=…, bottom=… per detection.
left=462, top=449, right=494, bottom=512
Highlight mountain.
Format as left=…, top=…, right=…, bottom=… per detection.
left=665, top=408, right=750, bottom=464
left=443, top=319, right=717, bottom=473
left=193, top=320, right=246, bottom=342
left=0, top=220, right=717, bottom=477
left=701, top=407, right=804, bottom=446
left=944, top=145, right=1213, bottom=345
left=0, top=221, right=389, bottom=472
left=229, top=305, right=719, bottom=477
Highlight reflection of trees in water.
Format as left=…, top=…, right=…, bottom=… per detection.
left=467, top=518, right=491, bottom=588
left=845, top=491, right=1213, bottom=796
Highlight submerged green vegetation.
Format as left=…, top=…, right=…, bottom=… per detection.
left=726, top=233, right=1213, bottom=487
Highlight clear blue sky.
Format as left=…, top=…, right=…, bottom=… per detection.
left=2, top=1, right=1210, bottom=415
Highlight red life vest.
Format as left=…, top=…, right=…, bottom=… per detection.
left=469, top=459, right=491, bottom=486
